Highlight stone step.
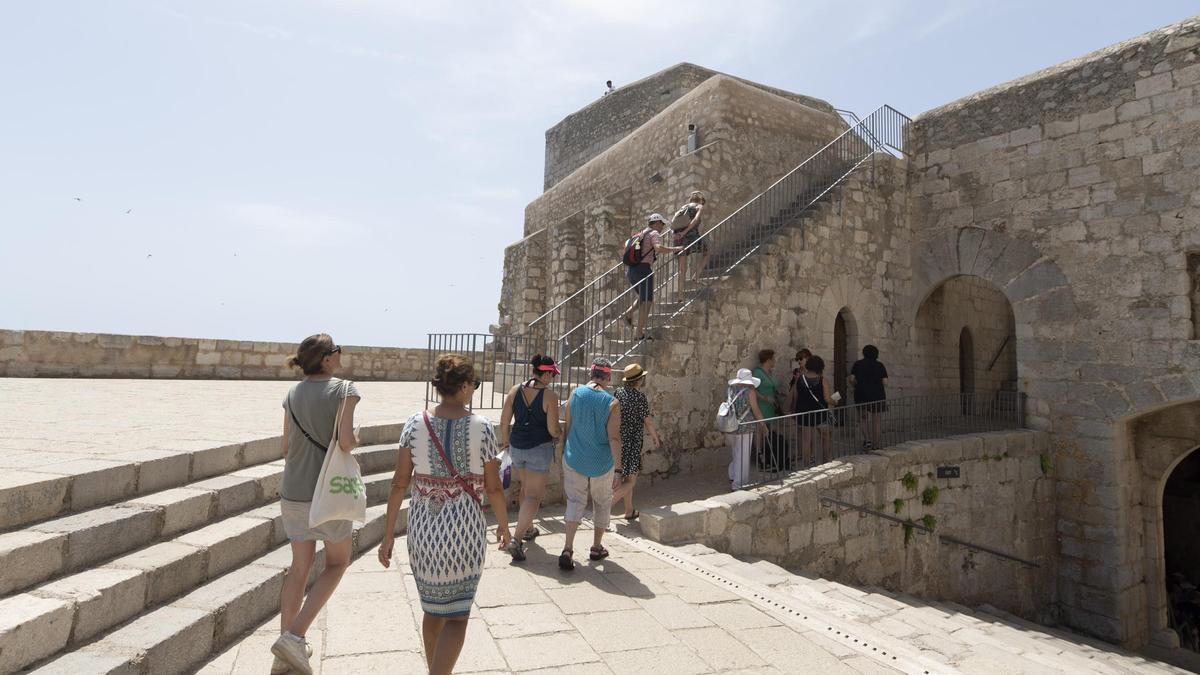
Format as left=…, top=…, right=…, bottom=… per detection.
left=0, top=468, right=395, bottom=673
left=21, top=500, right=408, bottom=675
left=0, top=423, right=403, bottom=533
left=0, top=445, right=397, bottom=598
left=657, top=543, right=1185, bottom=674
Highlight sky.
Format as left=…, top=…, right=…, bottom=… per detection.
left=2, top=1, right=1195, bottom=348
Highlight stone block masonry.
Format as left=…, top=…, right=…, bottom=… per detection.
left=0, top=329, right=433, bottom=380
left=640, top=430, right=1059, bottom=625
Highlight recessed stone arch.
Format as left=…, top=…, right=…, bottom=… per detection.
left=910, top=226, right=1078, bottom=329
left=812, top=278, right=876, bottom=359
left=1128, top=399, right=1200, bottom=648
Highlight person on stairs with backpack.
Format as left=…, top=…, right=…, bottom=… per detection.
left=722, top=368, right=765, bottom=491
left=621, top=213, right=681, bottom=343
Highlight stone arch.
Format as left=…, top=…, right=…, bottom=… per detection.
left=832, top=307, right=860, bottom=401
left=910, top=226, right=1078, bottom=329
left=812, top=278, right=876, bottom=361
left=1128, top=399, right=1200, bottom=647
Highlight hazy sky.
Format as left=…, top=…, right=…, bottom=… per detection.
left=2, top=2, right=1194, bottom=348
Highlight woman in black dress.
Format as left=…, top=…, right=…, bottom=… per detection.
left=790, top=355, right=834, bottom=466
left=849, top=344, right=889, bottom=450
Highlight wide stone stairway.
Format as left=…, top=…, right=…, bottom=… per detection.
left=2, top=445, right=1190, bottom=675
left=0, top=442, right=410, bottom=674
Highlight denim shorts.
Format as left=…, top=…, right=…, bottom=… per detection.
left=627, top=264, right=654, bottom=302
left=510, top=441, right=555, bottom=474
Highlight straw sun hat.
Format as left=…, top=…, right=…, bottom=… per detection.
left=622, top=363, right=648, bottom=382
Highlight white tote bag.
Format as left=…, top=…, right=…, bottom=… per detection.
left=309, top=380, right=367, bottom=526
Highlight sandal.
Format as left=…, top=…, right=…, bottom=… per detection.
left=558, top=548, right=575, bottom=571
left=506, top=539, right=526, bottom=562
left=589, top=545, right=610, bottom=561
left=523, top=526, right=540, bottom=542
left=624, top=510, right=639, bottom=521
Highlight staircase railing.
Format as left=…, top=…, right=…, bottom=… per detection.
left=428, top=105, right=910, bottom=409
left=544, top=105, right=910, bottom=393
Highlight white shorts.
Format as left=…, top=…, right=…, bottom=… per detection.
left=280, top=498, right=353, bottom=542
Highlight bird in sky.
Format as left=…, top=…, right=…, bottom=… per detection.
left=146, top=254, right=152, bottom=259
left=72, top=197, right=82, bottom=202
left=125, top=209, right=132, bottom=214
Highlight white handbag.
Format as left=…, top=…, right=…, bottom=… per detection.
left=309, top=380, right=367, bottom=526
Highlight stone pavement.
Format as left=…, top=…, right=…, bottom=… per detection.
left=202, top=509, right=1188, bottom=675
left=202, top=515, right=910, bottom=675
left=0, top=378, right=490, bottom=467
left=0, top=379, right=498, bottom=531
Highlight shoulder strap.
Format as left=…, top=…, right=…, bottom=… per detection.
left=802, top=375, right=824, bottom=405
left=287, top=387, right=328, bottom=453
left=423, top=411, right=482, bottom=505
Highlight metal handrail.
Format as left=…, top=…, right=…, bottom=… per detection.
left=541, top=105, right=911, bottom=396
left=818, top=496, right=1039, bottom=568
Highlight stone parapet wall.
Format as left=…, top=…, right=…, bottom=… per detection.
left=0, top=330, right=433, bottom=381
left=641, top=430, right=1058, bottom=624
left=544, top=63, right=836, bottom=190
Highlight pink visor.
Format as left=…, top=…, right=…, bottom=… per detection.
left=593, top=365, right=613, bottom=373
left=536, top=364, right=561, bottom=375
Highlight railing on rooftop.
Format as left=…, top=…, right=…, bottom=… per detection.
left=733, top=390, right=1026, bottom=489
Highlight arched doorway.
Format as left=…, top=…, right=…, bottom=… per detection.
left=1163, top=446, right=1200, bottom=652
left=959, top=327, right=975, bottom=414
left=914, top=275, right=1016, bottom=398
left=832, top=308, right=858, bottom=403
left=1131, top=401, right=1200, bottom=648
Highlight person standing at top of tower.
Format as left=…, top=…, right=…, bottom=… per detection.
left=622, top=213, right=681, bottom=342
left=604, top=80, right=615, bottom=96
left=671, top=191, right=711, bottom=283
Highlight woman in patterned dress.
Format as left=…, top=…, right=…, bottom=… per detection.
left=377, top=354, right=510, bottom=675
left=611, top=363, right=660, bottom=520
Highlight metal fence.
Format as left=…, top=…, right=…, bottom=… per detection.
left=732, top=391, right=1026, bottom=488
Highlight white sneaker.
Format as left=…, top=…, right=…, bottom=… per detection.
left=270, top=634, right=313, bottom=675
left=270, top=643, right=313, bottom=675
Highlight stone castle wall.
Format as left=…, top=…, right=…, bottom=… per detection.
left=642, top=430, right=1059, bottom=625
left=908, top=15, right=1200, bottom=645
left=0, top=330, right=431, bottom=380
left=543, top=63, right=837, bottom=190
left=498, top=75, right=844, bottom=334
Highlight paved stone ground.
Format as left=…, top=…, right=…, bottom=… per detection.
left=0, top=379, right=497, bottom=470
left=202, top=514, right=907, bottom=675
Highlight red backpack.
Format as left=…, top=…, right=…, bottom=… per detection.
left=622, top=228, right=652, bottom=266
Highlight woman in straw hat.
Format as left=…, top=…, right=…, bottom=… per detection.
left=727, top=367, right=765, bottom=491
left=612, top=363, right=660, bottom=520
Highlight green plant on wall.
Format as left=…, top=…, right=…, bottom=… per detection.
left=921, top=485, right=940, bottom=506
left=893, top=498, right=904, bottom=514
left=900, top=472, right=918, bottom=492
left=1040, top=453, right=1054, bottom=475
left=921, top=514, right=938, bottom=531
left=903, top=519, right=915, bottom=547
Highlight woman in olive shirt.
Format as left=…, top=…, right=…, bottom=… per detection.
left=752, top=349, right=783, bottom=418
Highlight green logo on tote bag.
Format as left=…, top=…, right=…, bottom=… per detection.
left=329, top=476, right=365, bottom=498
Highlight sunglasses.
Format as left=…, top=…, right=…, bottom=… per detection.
left=325, top=346, right=342, bottom=356
left=473, top=380, right=482, bottom=390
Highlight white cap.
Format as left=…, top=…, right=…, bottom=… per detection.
left=647, top=213, right=666, bottom=224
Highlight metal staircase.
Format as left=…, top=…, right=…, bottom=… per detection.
left=427, top=105, right=910, bottom=409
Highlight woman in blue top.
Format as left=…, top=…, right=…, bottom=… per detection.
left=559, top=357, right=623, bottom=570
left=498, top=354, right=563, bottom=561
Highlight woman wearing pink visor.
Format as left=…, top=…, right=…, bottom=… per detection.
left=498, top=354, right=563, bottom=561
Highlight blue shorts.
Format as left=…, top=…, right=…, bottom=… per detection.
left=510, top=441, right=555, bottom=474
left=627, top=264, right=654, bottom=302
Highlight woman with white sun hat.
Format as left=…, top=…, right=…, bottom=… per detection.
left=726, top=367, right=765, bottom=490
